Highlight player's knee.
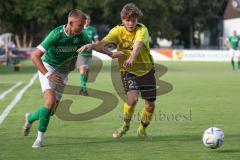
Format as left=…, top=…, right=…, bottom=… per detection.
left=127, top=97, right=138, bottom=107
left=144, top=101, right=155, bottom=113
left=80, top=66, right=88, bottom=73
left=44, top=90, right=57, bottom=109
left=44, top=99, right=56, bottom=109
left=145, top=106, right=155, bottom=113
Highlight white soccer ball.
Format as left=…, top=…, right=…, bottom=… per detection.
left=202, top=127, right=224, bottom=149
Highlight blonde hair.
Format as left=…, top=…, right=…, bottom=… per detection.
left=68, top=9, right=86, bottom=20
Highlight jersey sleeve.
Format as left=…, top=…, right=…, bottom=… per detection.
left=103, top=27, right=119, bottom=44
left=82, top=31, right=92, bottom=45
left=92, top=27, right=99, bottom=40
left=227, top=36, right=230, bottom=42
left=135, top=26, right=149, bottom=44
left=37, top=30, right=57, bottom=53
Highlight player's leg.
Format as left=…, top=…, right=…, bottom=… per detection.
left=23, top=64, right=52, bottom=136
left=78, top=55, right=92, bottom=95
left=137, top=69, right=156, bottom=138
left=23, top=71, right=45, bottom=136
left=113, top=72, right=139, bottom=138
left=237, top=52, right=240, bottom=69
left=50, top=73, right=68, bottom=115
left=80, top=66, right=88, bottom=95
left=23, top=62, right=67, bottom=148
left=238, top=57, right=240, bottom=69
left=32, top=71, right=68, bottom=148
left=31, top=89, right=56, bottom=148
left=113, top=90, right=139, bottom=138
left=231, top=49, right=235, bottom=70
left=138, top=100, right=155, bottom=138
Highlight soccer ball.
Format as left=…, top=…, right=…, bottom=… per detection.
left=202, top=127, right=224, bottom=149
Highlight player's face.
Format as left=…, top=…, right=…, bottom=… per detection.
left=71, top=17, right=85, bottom=35
left=121, top=18, right=138, bottom=32
left=85, top=16, right=91, bottom=27
left=233, top=30, right=237, bottom=36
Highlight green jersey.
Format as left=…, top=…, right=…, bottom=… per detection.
left=37, top=25, right=91, bottom=73
left=227, top=35, right=240, bottom=50
left=80, top=25, right=98, bottom=57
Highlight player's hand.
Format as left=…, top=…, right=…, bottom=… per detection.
left=123, top=57, right=134, bottom=67
left=111, top=51, right=124, bottom=58
left=47, top=73, right=63, bottom=84
left=77, top=44, right=92, bottom=53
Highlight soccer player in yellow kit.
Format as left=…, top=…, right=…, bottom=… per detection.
left=78, top=3, right=156, bottom=138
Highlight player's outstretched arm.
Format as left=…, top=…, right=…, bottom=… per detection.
left=224, top=38, right=230, bottom=49
left=77, top=41, right=124, bottom=58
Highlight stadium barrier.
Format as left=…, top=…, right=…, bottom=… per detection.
left=14, top=48, right=232, bottom=62
left=93, top=49, right=232, bottom=62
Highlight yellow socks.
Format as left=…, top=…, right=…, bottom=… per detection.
left=123, top=103, right=135, bottom=128
left=140, top=107, right=153, bottom=128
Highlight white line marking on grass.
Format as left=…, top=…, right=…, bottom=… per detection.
left=0, top=73, right=38, bottom=125
left=0, top=81, right=23, bottom=100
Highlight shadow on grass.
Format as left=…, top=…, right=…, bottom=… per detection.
left=216, top=149, right=240, bottom=153
left=0, top=66, right=37, bottom=74
left=44, top=134, right=202, bottom=147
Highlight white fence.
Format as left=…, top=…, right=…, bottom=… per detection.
left=93, top=49, right=232, bottom=62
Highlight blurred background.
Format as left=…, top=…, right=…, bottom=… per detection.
left=1, top=1, right=240, bottom=159
left=0, top=0, right=239, bottom=49
left=1, top=0, right=240, bottom=66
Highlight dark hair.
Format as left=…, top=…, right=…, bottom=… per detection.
left=120, top=3, right=143, bottom=20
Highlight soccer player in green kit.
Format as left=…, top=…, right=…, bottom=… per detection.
left=225, top=30, right=240, bottom=70
left=77, top=14, right=99, bottom=95
left=22, top=9, right=123, bottom=148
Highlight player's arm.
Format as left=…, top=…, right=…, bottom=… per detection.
left=94, top=41, right=124, bottom=58
left=78, top=27, right=124, bottom=58
left=31, top=49, right=63, bottom=83
left=224, top=37, right=230, bottom=49
left=124, top=26, right=148, bottom=67
left=77, top=41, right=124, bottom=58
left=32, top=31, right=62, bottom=83
left=124, top=41, right=144, bottom=67
left=31, top=49, right=47, bottom=75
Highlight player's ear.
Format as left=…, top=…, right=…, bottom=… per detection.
left=120, top=16, right=124, bottom=21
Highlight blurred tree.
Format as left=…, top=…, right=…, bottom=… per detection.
left=169, top=0, right=221, bottom=48
left=0, top=0, right=222, bottom=48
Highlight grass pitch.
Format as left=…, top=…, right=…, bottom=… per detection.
left=0, top=60, right=240, bottom=160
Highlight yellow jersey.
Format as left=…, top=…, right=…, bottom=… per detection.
left=103, top=23, right=154, bottom=76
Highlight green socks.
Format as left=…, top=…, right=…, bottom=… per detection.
left=80, top=73, right=87, bottom=91
left=28, top=107, right=51, bottom=132
left=231, top=60, right=240, bottom=70
left=231, top=59, right=235, bottom=70
left=38, top=107, right=51, bottom=132
left=28, top=107, right=42, bottom=123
